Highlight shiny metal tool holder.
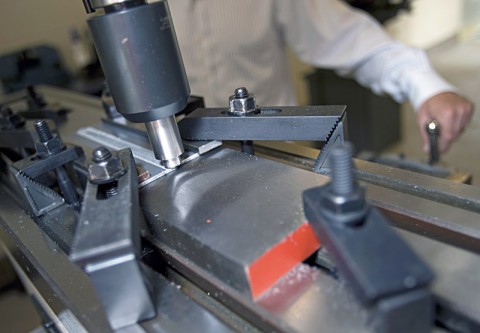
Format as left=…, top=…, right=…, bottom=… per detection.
left=83, top=0, right=190, bottom=168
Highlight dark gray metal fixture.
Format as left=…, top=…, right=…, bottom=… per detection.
left=4, top=113, right=84, bottom=216
left=33, top=120, right=80, bottom=207
left=303, top=142, right=435, bottom=333
left=84, top=0, right=190, bottom=168
left=179, top=100, right=347, bottom=170
left=70, top=148, right=156, bottom=329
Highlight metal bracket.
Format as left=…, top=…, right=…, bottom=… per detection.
left=70, top=148, right=155, bottom=329
left=9, top=146, right=84, bottom=216
left=179, top=105, right=346, bottom=141
left=179, top=104, right=347, bottom=173
left=313, top=112, right=348, bottom=173
left=303, top=160, right=435, bottom=333
left=10, top=170, right=65, bottom=216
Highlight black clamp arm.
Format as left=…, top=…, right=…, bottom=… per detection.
left=303, top=143, right=435, bottom=333
left=70, top=147, right=155, bottom=330
left=178, top=87, right=347, bottom=169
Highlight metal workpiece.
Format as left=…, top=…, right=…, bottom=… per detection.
left=397, top=229, right=480, bottom=332
left=71, top=148, right=155, bottom=329
left=141, top=148, right=325, bottom=299
left=87, top=0, right=189, bottom=123
left=145, top=117, right=184, bottom=168
left=229, top=87, right=257, bottom=116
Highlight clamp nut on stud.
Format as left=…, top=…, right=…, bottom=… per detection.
left=228, top=87, right=257, bottom=116
left=319, top=142, right=368, bottom=226
left=88, top=147, right=127, bottom=184
left=34, top=120, right=65, bottom=157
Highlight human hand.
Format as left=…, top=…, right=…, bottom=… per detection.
left=417, top=92, right=474, bottom=153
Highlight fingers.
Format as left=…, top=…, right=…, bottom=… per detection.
left=416, top=109, right=430, bottom=153
left=417, top=92, right=474, bottom=154
left=437, top=108, right=456, bottom=153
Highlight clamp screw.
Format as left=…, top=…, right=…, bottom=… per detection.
left=330, top=143, right=355, bottom=196
left=234, top=87, right=249, bottom=99
left=33, top=119, right=78, bottom=208
left=34, top=120, right=53, bottom=142
left=315, top=142, right=367, bottom=226
left=229, top=87, right=256, bottom=116
left=92, top=146, right=113, bottom=162
left=88, top=147, right=126, bottom=188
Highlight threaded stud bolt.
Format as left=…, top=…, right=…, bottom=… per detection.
left=330, top=142, right=355, bottom=196
left=34, top=120, right=53, bottom=142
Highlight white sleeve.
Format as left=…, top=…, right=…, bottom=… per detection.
left=275, top=0, right=456, bottom=110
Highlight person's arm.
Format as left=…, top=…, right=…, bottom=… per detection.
left=275, top=0, right=474, bottom=152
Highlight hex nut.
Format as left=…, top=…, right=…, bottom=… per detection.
left=88, top=155, right=126, bottom=184
left=35, top=135, right=64, bottom=157
left=318, top=184, right=368, bottom=225
left=228, top=93, right=256, bottom=116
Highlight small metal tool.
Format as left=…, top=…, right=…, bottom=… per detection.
left=426, top=120, right=440, bottom=165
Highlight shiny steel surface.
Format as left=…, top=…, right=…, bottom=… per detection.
left=141, top=147, right=328, bottom=296
left=145, top=117, right=184, bottom=168
left=252, top=141, right=480, bottom=253
left=90, top=0, right=130, bottom=9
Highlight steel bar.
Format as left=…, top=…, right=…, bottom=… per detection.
left=179, top=106, right=345, bottom=141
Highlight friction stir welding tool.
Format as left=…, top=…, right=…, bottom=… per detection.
left=82, top=0, right=190, bottom=168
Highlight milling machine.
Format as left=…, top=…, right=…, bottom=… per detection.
left=1, top=1, right=480, bottom=333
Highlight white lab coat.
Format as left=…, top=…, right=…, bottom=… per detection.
left=169, top=0, right=455, bottom=109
